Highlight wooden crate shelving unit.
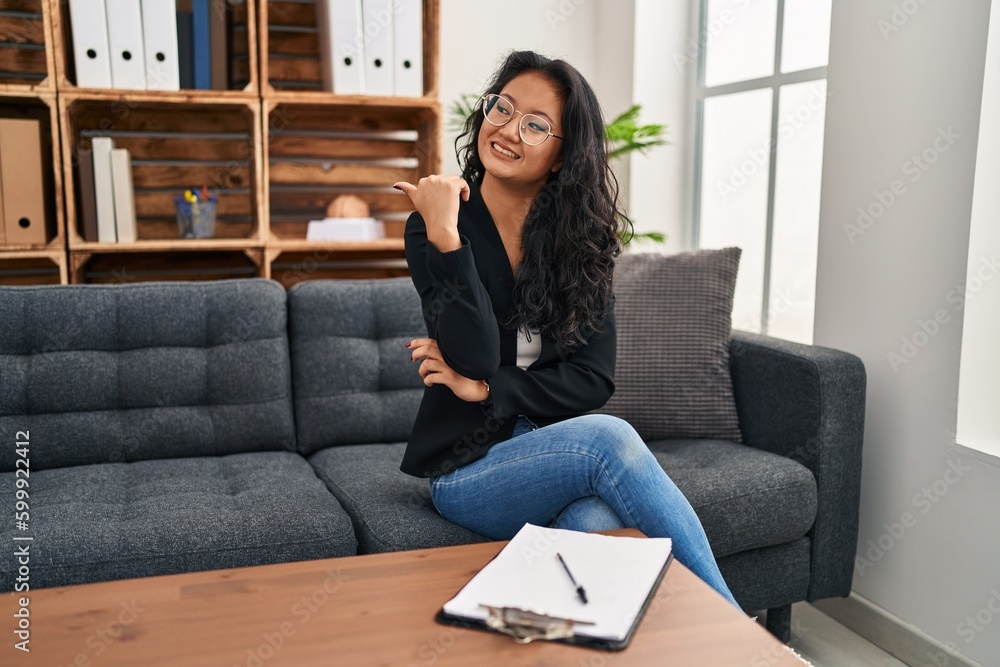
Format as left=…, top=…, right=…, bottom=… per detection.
left=70, top=248, right=264, bottom=284
left=0, top=1, right=63, bottom=285
left=259, top=0, right=439, bottom=99
left=263, top=96, right=440, bottom=242
left=48, top=0, right=260, bottom=98
left=60, top=91, right=264, bottom=249
left=0, top=250, right=66, bottom=284
left=260, top=0, right=440, bottom=286
left=0, top=90, right=66, bottom=286
left=1, top=0, right=440, bottom=285
left=268, top=245, right=409, bottom=287
left=0, top=0, right=56, bottom=93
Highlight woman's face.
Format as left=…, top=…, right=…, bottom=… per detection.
left=478, top=72, right=565, bottom=189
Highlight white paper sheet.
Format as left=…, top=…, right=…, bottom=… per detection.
left=442, top=524, right=672, bottom=642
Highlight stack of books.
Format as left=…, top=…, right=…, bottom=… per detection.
left=68, top=0, right=230, bottom=91
left=78, top=138, right=137, bottom=244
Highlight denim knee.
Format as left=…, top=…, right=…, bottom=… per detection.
left=574, top=414, right=650, bottom=465
left=550, top=496, right=628, bottom=532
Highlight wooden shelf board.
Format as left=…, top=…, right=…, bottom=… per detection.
left=0, top=239, right=65, bottom=253
left=0, top=81, right=54, bottom=95
left=57, top=88, right=261, bottom=106
left=0, top=88, right=52, bottom=100
left=0, top=247, right=66, bottom=259
left=67, top=239, right=264, bottom=253
left=263, top=89, right=440, bottom=112
left=266, top=238, right=405, bottom=253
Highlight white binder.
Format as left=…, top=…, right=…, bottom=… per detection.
left=318, top=0, right=366, bottom=94
left=392, top=0, right=422, bottom=97
left=91, top=138, right=117, bottom=243
left=111, top=149, right=137, bottom=243
left=106, top=0, right=148, bottom=89
left=67, top=0, right=113, bottom=88
left=141, top=0, right=180, bottom=90
left=362, top=0, right=393, bottom=96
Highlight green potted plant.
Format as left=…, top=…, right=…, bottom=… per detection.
left=604, top=104, right=668, bottom=245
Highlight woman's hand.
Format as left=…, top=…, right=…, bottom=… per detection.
left=393, top=175, right=470, bottom=253
left=408, top=337, right=489, bottom=402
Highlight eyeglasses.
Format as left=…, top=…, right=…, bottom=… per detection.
left=481, top=94, right=563, bottom=146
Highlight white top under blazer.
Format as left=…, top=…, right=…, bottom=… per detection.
left=516, top=328, right=542, bottom=370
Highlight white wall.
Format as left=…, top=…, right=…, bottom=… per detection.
left=438, top=0, right=688, bottom=252
left=438, top=0, right=602, bottom=175
left=815, top=0, right=1000, bottom=664
left=628, top=0, right=694, bottom=254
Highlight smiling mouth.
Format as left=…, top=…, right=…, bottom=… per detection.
left=491, top=142, right=520, bottom=160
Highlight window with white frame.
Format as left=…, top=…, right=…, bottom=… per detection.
left=956, top=0, right=1000, bottom=461
left=693, top=0, right=832, bottom=343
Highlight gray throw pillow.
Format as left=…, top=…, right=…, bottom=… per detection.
left=598, top=247, right=744, bottom=443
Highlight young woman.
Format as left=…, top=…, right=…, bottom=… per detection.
left=394, top=50, right=738, bottom=607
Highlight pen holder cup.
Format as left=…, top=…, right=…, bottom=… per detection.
left=174, top=197, right=218, bottom=239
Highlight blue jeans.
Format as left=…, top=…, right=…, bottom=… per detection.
left=430, top=413, right=739, bottom=608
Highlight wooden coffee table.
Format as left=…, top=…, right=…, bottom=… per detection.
left=4, top=529, right=804, bottom=666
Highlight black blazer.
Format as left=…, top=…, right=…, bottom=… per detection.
left=400, top=180, right=617, bottom=478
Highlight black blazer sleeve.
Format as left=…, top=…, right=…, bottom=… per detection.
left=488, top=301, right=617, bottom=418
left=404, top=211, right=501, bottom=380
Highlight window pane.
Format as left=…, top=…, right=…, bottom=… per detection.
left=958, top=0, right=1000, bottom=455
left=781, top=0, right=832, bottom=72
left=767, top=80, right=827, bottom=344
left=699, top=89, right=773, bottom=333
left=704, top=0, right=778, bottom=87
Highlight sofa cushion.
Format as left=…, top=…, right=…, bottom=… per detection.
left=0, top=280, right=296, bottom=472
left=307, top=443, right=490, bottom=553
left=719, top=538, right=812, bottom=612
left=0, top=451, right=356, bottom=591
left=288, top=279, right=426, bottom=455
left=600, top=249, right=744, bottom=442
left=307, top=437, right=814, bottom=560
left=647, top=438, right=817, bottom=558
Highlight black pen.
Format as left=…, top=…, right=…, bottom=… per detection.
left=556, top=552, right=588, bottom=604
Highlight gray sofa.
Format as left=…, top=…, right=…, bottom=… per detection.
left=0, top=277, right=865, bottom=641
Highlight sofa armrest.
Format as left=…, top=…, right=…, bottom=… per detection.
left=728, top=329, right=867, bottom=601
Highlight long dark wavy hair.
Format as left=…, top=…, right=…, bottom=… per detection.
left=455, top=50, right=630, bottom=351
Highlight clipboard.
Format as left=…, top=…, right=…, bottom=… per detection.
left=435, top=524, right=674, bottom=650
